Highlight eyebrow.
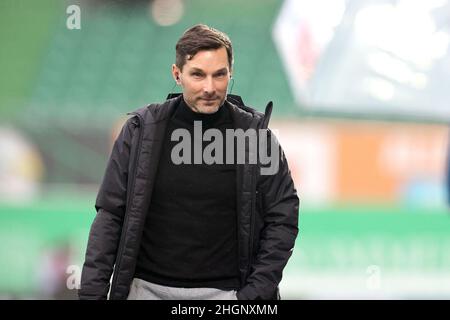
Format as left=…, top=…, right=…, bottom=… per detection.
left=190, top=67, right=228, bottom=74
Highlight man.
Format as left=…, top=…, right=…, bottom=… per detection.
left=79, top=24, right=299, bottom=300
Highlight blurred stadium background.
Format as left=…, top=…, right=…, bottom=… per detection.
left=1, top=0, right=449, bottom=299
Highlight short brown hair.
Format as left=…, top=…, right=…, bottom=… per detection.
left=175, top=24, right=233, bottom=71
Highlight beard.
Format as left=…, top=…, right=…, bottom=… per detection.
left=190, top=96, right=225, bottom=114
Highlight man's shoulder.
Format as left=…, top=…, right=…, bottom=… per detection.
left=226, top=98, right=267, bottom=129
left=230, top=101, right=264, bottom=119
left=227, top=94, right=263, bottom=116
left=127, top=96, right=182, bottom=123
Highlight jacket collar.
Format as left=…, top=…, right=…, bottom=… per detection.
left=128, top=93, right=269, bottom=130
left=166, top=92, right=246, bottom=107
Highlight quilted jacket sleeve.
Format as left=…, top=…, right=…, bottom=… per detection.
left=78, top=118, right=136, bottom=300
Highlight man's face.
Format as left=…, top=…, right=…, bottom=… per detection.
left=172, top=47, right=231, bottom=114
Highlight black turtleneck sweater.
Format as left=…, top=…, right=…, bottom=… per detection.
left=135, top=98, right=240, bottom=289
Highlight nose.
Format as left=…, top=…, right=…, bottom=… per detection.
left=203, top=77, right=215, bottom=95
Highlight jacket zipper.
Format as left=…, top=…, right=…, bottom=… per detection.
left=246, top=116, right=265, bottom=278
left=246, top=106, right=271, bottom=279
left=247, top=168, right=257, bottom=277
left=110, top=112, right=144, bottom=298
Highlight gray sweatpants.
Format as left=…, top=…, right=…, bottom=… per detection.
left=127, top=278, right=238, bottom=300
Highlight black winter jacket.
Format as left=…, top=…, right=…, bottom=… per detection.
left=79, top=94, right=299, bottom=300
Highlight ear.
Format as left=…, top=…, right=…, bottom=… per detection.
left=172, top=64, right=181, bottom=83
